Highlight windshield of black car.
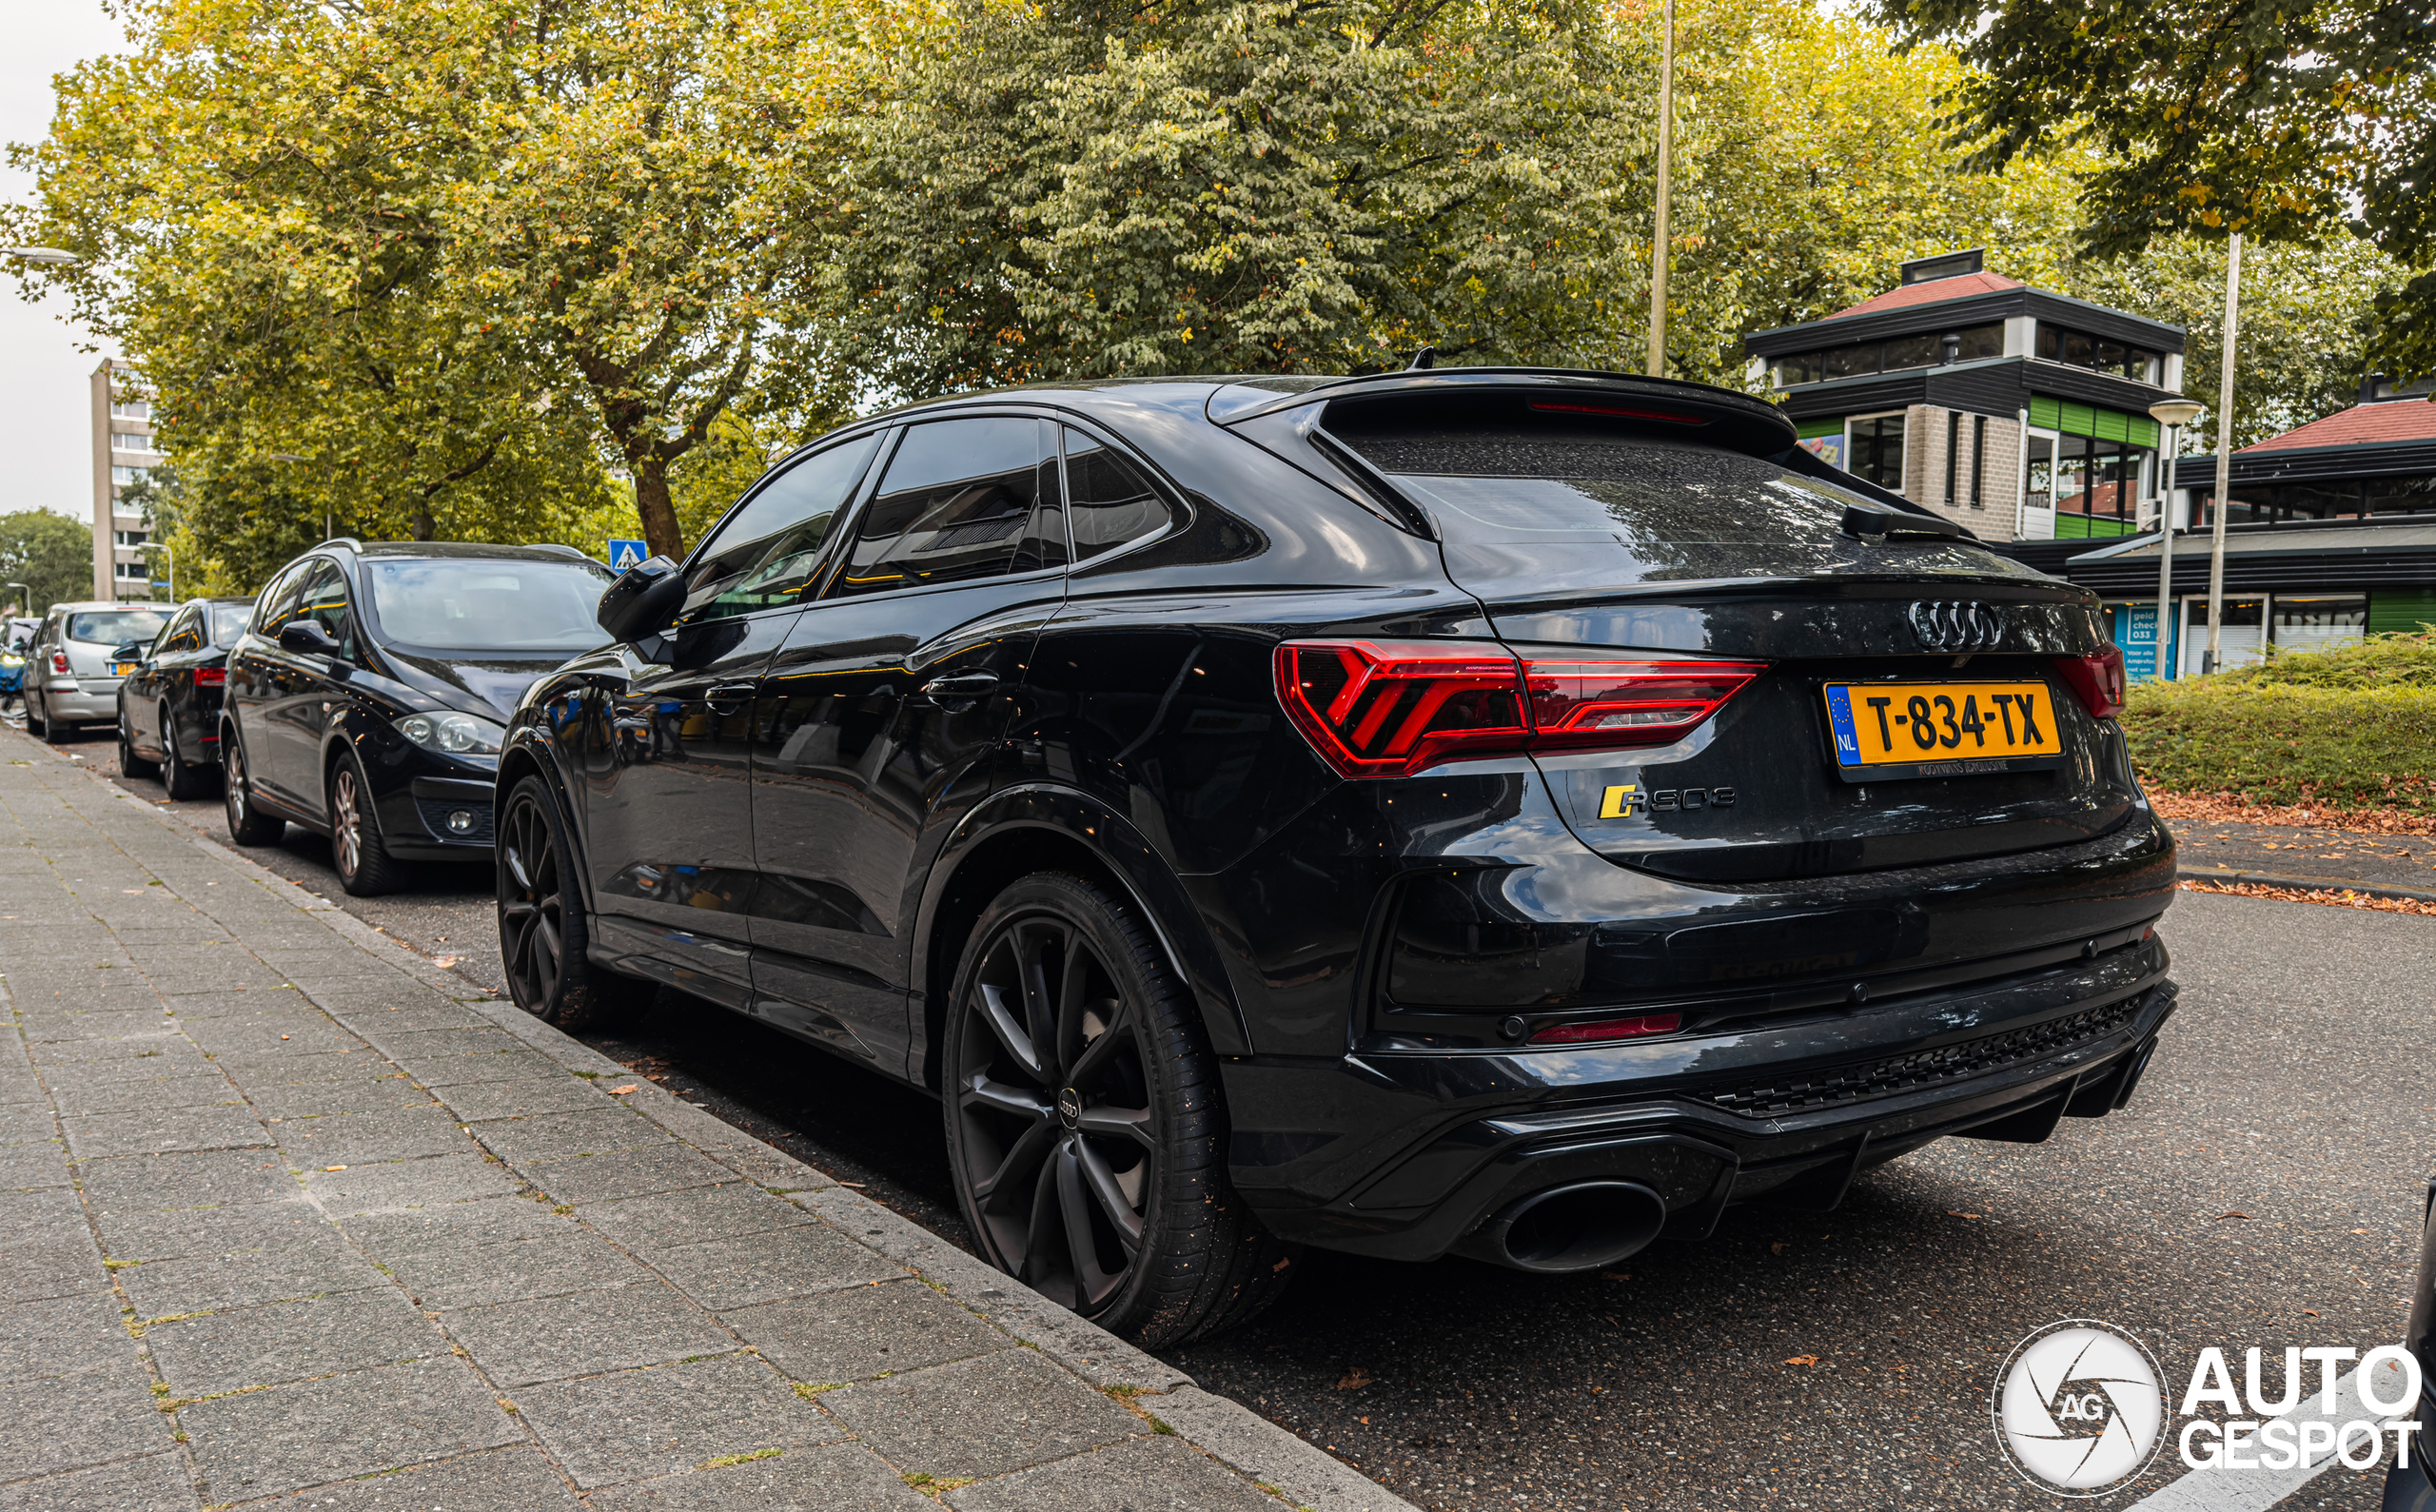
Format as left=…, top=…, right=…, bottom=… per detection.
left=362, top=560, right=614, bottom=653
left=1340, top=430, right=2006, bottom=580
left=68, top=609, right=168, bottom=645
left=208, top=604, right=252, bottom=645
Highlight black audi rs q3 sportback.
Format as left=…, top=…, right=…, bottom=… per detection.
left=497, top=368, right=2178, bottom=1347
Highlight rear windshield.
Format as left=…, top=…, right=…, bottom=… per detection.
left=1336, top=425, right=2017, bottom=583
left=68, top=609, right=168, bottom=646
left=363, top=560, right=614, bottom=654
left=208, top=604, right=252, bottom=645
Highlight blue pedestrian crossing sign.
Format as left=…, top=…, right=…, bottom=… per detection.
left=606, top=539, right=648, bottom=571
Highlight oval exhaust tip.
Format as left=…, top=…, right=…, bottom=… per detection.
left=1483, top=1180, right=1667, bottom=1273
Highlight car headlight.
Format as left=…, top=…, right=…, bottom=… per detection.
left=393, top=711, right=505, bottom=756
left=0, top=653, right=20, bottom=668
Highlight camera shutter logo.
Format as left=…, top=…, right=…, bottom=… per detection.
left=1991, top=1320, right=2168, bottom=1495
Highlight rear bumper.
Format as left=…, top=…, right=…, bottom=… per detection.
left=1228, top=944, right=2176, bottom=1266
left=39, top=684, right=118, bottom=723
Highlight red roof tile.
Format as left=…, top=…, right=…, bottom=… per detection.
left=2242, top=401, right=2436, bottom=454
left=1822, top=271, right=2025, bottom=322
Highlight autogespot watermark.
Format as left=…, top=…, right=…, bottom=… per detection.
left=1990, top=1318, right=2423, bottom=1497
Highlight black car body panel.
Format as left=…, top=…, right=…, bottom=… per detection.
left=224, top=541, right=611, bottom=860
left=2387, top=1180, right=2436, bottom=1510
left=503, top=368, right=2177, bottom=1272
left=119, top=597, right=253, bottom=766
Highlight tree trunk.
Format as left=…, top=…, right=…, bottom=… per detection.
left=409, top=505, right=436, bottom=541
left=634, top=456, right=685, bottom=561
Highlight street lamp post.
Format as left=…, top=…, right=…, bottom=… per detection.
left=138, top=543, right=174, bottom=604
left=0, top=247, right=80, bottom=266
left=2148, top=400, right=2207, bottom=681
left=2204, top=234, right=2243, bottom=675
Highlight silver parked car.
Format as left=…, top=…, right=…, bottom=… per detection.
left=26, top=601, right=170, bottom=744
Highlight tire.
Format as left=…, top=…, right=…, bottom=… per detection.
left=941, top=872, right=1298, bottom=1348
left=24, top=692, right=44, bottom=738
left=220, top=720, right=285, bottom=846
left=35, top=693, right=68, bottom=744
left=160, top=705, right=206, bottom=800
left=497, top=775, right=657, bottom=1030
left=329, top=753, right=405, bottom=897
left=118, top=710, right=157, bottom=779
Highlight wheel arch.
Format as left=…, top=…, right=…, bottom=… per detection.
left=497, top=731, right=598, bottom=918
left=910, top=784, right=1254, bottom=1092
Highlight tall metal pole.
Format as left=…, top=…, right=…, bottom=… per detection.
left=1645, top=0, right=1674, bottom=379
left=2154, top=423, right=2176, bottom=679
left=2204, top=234, right=2241, bottom=674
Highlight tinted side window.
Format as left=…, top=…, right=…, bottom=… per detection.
left=1063, top=429, right=1169, bottom=560
left=834, top=418, right=1048, bottom=598
left=162, top=606, right=201, bottom=655
left=298, top=561, right=351, bottom=644
left=685, top=433, right=885, bottom=622
left=256, top=563, right=310, bottom=635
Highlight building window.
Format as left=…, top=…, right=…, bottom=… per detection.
left=2034, top=324, right=2163, bottom=384
left=111, top=466, right=150, bottom=487
left=109, top=396, right=150, bottom=420
left=1769, top=324, right=2004, bottom=388
left=111, top=431, right=158, bottom=455
left=113, top=530, right=147, bottom=548
left=1944, top=412, right=1962, bottom=504
left=113, top=560, right=149, bottom=581
left=1972, top=416, right=1988, bottom=507
left=1848, top=415, right=1907, bottom=490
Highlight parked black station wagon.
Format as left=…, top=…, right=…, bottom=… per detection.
left=115, top=596, right=254, bottom=798
left=498, top=368, right=2179, bottom=1346
left=222, top=540, right=613, bottom=894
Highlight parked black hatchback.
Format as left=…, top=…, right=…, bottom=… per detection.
left=223, top=540, right=613, bottom=894
left=115, top=596, right=254, bottom=798
left=498, top=369, right=2179, bottom=1347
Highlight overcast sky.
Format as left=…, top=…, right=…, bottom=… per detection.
left=1, top=0, right=128, bottom=526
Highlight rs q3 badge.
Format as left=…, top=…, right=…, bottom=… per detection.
left=1600, top=783, right=1736, bottom=817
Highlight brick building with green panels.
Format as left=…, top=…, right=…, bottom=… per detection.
left=2052, top=378, right=2436, bottom=677
left=1745, top=249, right=2189, bottom=543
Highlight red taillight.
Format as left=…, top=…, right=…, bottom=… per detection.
left=1272, top=640, right=1765, bottom=778
left=194, top=666, right=226, bottom=688
left=2054, top=648, right=2127, bottom=720
left=1528, top=1012, right=1683, bottom=1046
left=1523, top=658, right=1767, bottom=752
left=49, top=652, right=69, bottom=675
left=1272, top=641, right=1529, bottom=778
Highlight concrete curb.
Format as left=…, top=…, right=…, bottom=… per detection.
left=2177, top=864, right=2436, bottom=904
left=39, top=736, right=1415, bottom=1512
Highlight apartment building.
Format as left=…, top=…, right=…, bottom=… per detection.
left=88, top=358, right=166, bottom=601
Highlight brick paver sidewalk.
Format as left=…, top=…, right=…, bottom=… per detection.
left=0, top=732, right=1407, bottom=1511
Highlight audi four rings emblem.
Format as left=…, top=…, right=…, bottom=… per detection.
left=1909, top=599, right=2004, bottom=652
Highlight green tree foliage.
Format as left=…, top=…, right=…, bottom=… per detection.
left=1870, top=0, right=2436, bottom=380
left=0, top=510, right=96, bottom=617
left=826, top=0, right=1658, bottom=388
left=14, top=0, right=857, bottom=568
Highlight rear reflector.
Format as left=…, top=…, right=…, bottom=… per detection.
left=194, top=666, right=226, bottom=688
left=1526, top=399, right=1709, bottom=425
left=1529, top=1012, right=1682, bottom=1046
left=1274, top=640, right=1764, bottom=778
left=2053, top=647, right=2127, bottom=720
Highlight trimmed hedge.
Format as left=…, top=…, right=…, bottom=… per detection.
left=2123, top=633, right=2436, bottom=814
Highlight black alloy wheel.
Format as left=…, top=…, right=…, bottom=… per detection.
left=497, top=776, right=655, bottom=1029
left=943, top=873, right=1297, bottom=1347
left=159, top=704, right=205, bottom=800
left=329, top=755, right=403, bottom=896
left=220, top=721, right=283, bottom=846
left=117, top=711, right=157, bottom=779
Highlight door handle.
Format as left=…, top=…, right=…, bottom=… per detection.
left=706, top=681, right=758, bottom=711
left=920, top=671, right=1001, bottom=700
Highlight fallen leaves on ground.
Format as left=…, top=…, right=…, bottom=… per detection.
left=2152, top=790, right=2436, bottom=836
left=2180, top=878, right=2436, bottom=916
left=606, top=1084, right=638, bottom=1094
left=1336, top=1367, right=1372, bottom=1390
left=2218, top=1211, right=2250, bottom=1221
left=1782, top=1355, right=1818, bottom=1367
left=1946, top=1210, right=1983, bottom=1219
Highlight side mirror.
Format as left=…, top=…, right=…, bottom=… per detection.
left=596, top=554, right=685, bottom=643
left=111, top=641, right=147, bottom=663
left=279, top=619, right=340, bottom=656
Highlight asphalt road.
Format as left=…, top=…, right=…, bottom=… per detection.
left=45, top=709, right=2428, bottom=1512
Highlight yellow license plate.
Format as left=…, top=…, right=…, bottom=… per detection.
left=110, top=661, right=137, bottom=676
left=1823, top=681, right=2061, bottom=773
